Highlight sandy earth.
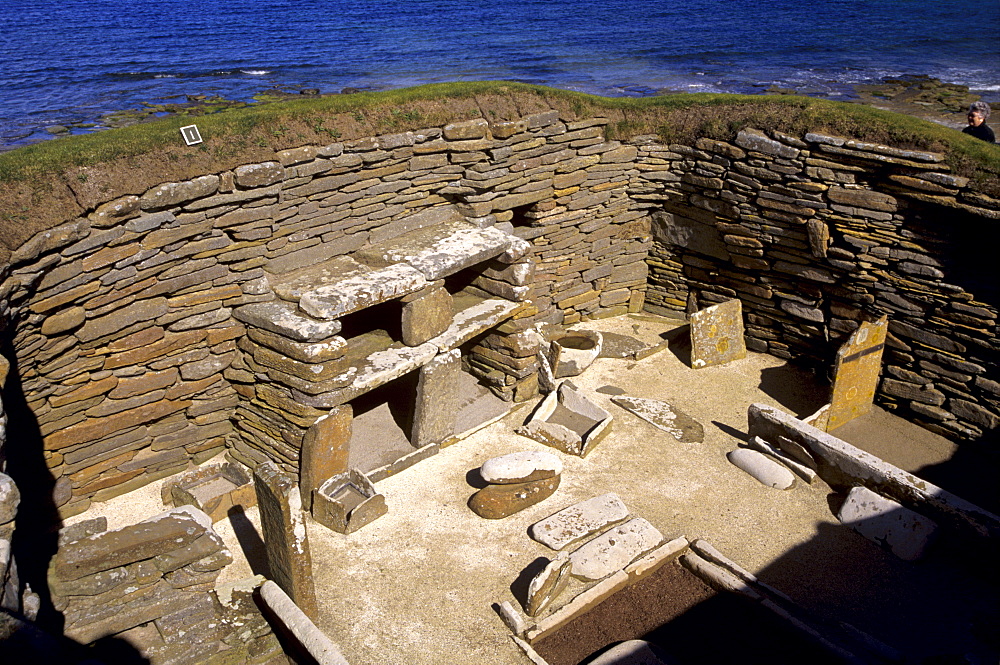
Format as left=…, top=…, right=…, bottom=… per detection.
left=67, top=314, right=998, bottom=665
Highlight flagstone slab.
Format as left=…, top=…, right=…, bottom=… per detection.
left=610, top=396, right=704, bottom=443
left=530, top=493, right=630, bottom=551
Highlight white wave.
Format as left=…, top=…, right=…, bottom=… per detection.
left=240, top=69, right=272, bottom=75
left=153, top=74, right=178, bottom=78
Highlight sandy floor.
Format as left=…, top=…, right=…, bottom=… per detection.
left=68, top=313, right=999, bottom=665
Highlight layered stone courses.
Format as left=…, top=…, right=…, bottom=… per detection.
left=0, top=107, right=995, bottom=541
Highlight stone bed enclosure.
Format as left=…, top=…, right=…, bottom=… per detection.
left=0, top=98, right=998, bottom=660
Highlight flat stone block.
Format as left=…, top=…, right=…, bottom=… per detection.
left=689, top=298, right=747, bottom=369
left=298, top=261, right=427, bottom=320
left=837, top=486, right=938, bottom=561
left=530, top=493, right=630, bottom=551
left=589, top=640, right=677, bottom=665
left=525, top=551, right=572, bottom=617
left=611, top=395, right=703, bottom=443
left=233, top=301, right=342, bottom=343
left=481, top=451, right=562, bottom=485
left=569, top=518, right=663, bottom=581
left=355, top=219, right=514, bottom=281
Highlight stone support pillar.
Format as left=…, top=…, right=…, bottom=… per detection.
left=299, top=404, right=353, bottom=512
left=253, top=462, right=318, bottom=620
left=411, top=349, right=461, bottom=447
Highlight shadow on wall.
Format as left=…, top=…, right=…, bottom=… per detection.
left=0, top=331, right=150, bottom=663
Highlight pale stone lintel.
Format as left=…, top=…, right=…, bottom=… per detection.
left=525, top=535, right=688, bottom=644
left=430, top=298, right=521, bottom=352
left=233, top=301, right=342, bottom=343
left=349, top=343, right=439, bottom=398
left=298, top=263, right=428, bottom=320
left=356, top=221, right=514, bottom=281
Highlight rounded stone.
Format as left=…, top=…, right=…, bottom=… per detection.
left=727, top=448, right=795, bottom=490
left=0, top=473, right=21, bottom=525
left=468, top=476, right=560, bottom=519
left=480, top=451, right=562, bottom=485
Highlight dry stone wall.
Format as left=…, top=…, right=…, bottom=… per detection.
left=0, top=110, right=652, bottom=517
left=637, top=128, right=999, bottom=441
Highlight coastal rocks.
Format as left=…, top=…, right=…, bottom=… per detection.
left=469, top=451, right=563, bottom=519
left=726, top=448, right=795, bottom=490
left=530, top=492, right=630, bottom=550
left=837, top=486, right=938, bottom=561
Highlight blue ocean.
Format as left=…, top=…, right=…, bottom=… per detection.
left=1, top=0, right=998, bottom=150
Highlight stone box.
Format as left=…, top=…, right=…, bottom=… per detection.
left=313, top=468, right=388, bottom=534
left=164, top=462, right=255, bottom=523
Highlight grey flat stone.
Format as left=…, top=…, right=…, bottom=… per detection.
left=429, top=297, right=520, bottom=352
left=837, top=486, right=938, bottom=561
left=233, top=301, right=342, bottom=343
left=598, top=332, right=653, bottom=359
left=611, top=396, right=704, bottom=443
left=569, top=518, right=663, bottom=581
left=530, top=493, right=630, bottom=550
left=298, top=262, right=427, bottom=320
left=355, top=220, right=513, bottom=280
left=481, top=451, right=563, bottom=485
left=727, top=448, right=795, bottom=490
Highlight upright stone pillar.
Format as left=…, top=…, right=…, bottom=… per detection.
left=254, top=462, right=318, bottom=620
left=411, top=349, right=461, bottom=447
left=828, top=316, right=888, bottom=430
left=299, top=404, right=353, bottom=512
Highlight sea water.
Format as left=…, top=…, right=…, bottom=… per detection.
left=1, top=0, right=998, bottom=149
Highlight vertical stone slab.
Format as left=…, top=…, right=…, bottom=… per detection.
left=828, top=316, right=888, bottom=431
left=253, top=462, right=318, bottom=620
left=401, top=285, right=453, bottom=346
left=411, top=349, right=461, bottom=447
left=299, top=404, right=353, bottom=512
left=689, top=298, right=747, bottom=369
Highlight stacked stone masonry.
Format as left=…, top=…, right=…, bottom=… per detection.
left=0, top=106, right=997, bottom=664
left=638, top=128, right=999, bottom=442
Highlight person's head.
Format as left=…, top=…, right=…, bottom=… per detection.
left=967, top=101, right=991, bottom=127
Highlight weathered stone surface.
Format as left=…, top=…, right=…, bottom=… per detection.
left=550, top=330, right=602, bottom=378
left=299, top=404, right=352, bottom=512
left=569, top=518, right=663, bottom=581
left=525, top=551, right=572, bottom=617
left=355, top=219, right=513, bottom=281
left=828, top=186, right=897, bottom=212
left=298, top=261, right=427, bottom=320
left=140, top=175, right=219, bottom=210
left=735, top=128, right=799, bottom=158
left=748, top=403, right=1000, bottom=540
left=247, top=327, right=347, bottom=363
left=468, top=476, right=560, bottom=519
left=412, top=349, right=461, bottom=447
left=828, top=316, right=888, bottom=430
left=610, top=396, right=703, bottom=443
left=727, top=448, right=795, bottom=490
left=689, top=298, right=747, bottom=369
left=254, top=462, right=318, bottom=619
left=837, top=486, right=938, bottom=561
left=481, top=451, right=562, bottom=485
left=41, top=306, right=86, bottom=335
left=0, top=473, right=19, bottom=525
left=401, top=286, right=452, bottom=346
left=519, top=382, right=613, bottom=456
left=52, top=506, right=210, bottom=581
left=530, top=492, right=629, bottom=550
left=233, top=301, right=342, bottom=342
left=234, top=161, right=285, bottom=188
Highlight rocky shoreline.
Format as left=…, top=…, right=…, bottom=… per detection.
left=7, top=76, right=998, bottom=152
